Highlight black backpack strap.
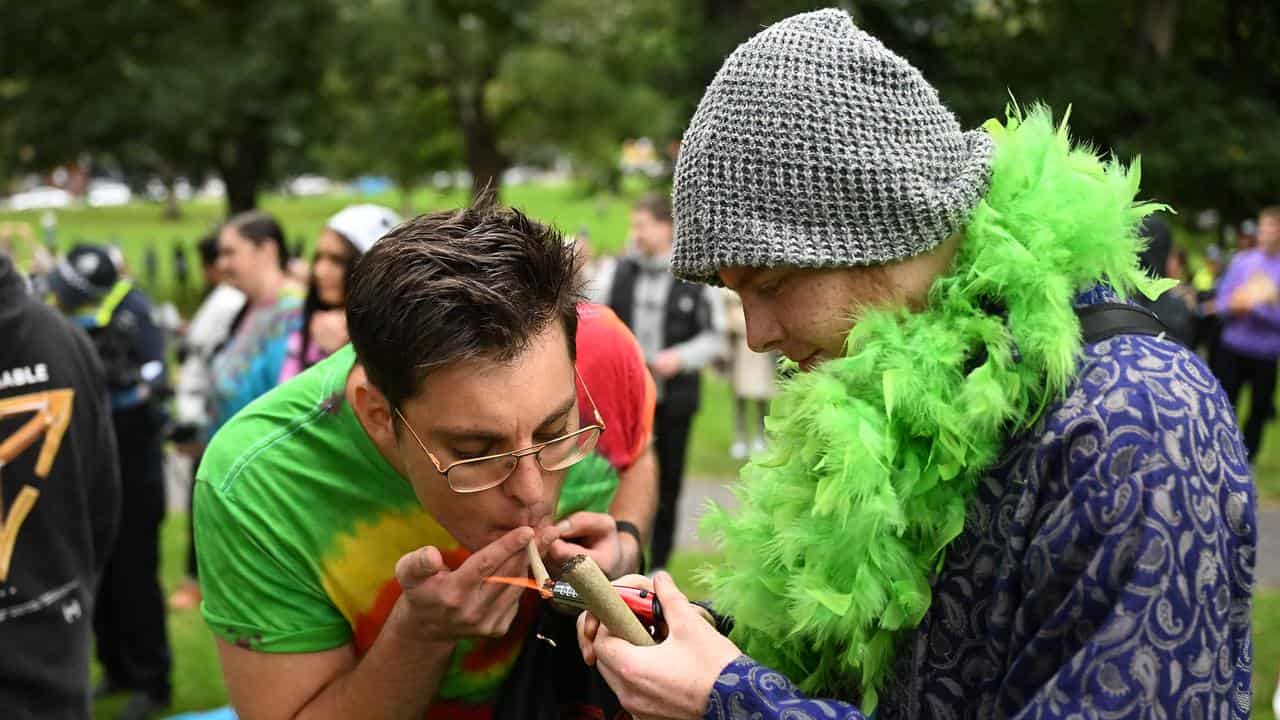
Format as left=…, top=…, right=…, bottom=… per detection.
left=1075, top=302, right=1173, bottom=344
left=965, top=300, right=1176, bottom=376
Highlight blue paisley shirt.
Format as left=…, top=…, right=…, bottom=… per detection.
left=704, top=288, right=1256, bottom=720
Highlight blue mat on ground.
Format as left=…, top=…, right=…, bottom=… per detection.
left=167, top=707, right=237, bottom=720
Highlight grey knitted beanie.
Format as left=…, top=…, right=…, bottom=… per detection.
left=671, top=8, right=995, bottom=285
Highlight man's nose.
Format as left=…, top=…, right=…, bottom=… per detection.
left=743, top=304, right=783, bottom=354
left=503, top=453, right=545, bottom=507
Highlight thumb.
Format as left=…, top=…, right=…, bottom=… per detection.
left=653, top=571, right=696, bottom=632
left=592, top=623, right=636, bottom=671
left=395, top=545, right=446, bottom=590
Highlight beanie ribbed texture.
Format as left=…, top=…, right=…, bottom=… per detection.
left=672, top=8, right=995, bottom=285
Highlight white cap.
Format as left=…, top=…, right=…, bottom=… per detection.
left=326, top=204, right=401, bottom=254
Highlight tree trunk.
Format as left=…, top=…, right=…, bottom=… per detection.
left=1142, top=0, right=1178, bottom=61
left=397, top=179, right=415, bottom=216
left=162, top=175, right=182, bottom=220
left=465, top=130, right=507, bottom=202
left=217, top=120, right=270, bottom=216
left=447, top=79, right=508, bottom=203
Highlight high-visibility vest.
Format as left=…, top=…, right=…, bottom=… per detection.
left=71, top=279, right=133, bottom=330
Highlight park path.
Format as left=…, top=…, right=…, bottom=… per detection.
left=673, top=475, right=1280, bottom=587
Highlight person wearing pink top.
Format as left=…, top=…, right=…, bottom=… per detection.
left=279, top=204, right=402, bottom=383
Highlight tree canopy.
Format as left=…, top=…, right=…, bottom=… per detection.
left=2, top=0, right=1276, bottom=226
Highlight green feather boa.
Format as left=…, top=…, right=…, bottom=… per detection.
left=699, top=106, right=1172, bottom=710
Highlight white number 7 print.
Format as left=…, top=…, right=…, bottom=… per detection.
left=0, top=389, right=75, bottom=582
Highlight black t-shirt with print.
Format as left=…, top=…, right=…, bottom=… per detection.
left=0, top=255, right=121, bottom=720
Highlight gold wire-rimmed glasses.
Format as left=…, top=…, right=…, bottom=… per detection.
left=393, top=369, right=606, bottom=494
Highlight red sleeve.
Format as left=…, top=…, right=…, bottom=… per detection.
left=574, top=303, right=656, bottom=472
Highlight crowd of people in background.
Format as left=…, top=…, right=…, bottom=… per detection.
left=46, top=244, right=172, bottom=718
left=1, top=190, right=1277, bottom=719
left=0, top=203, right=405, bottom=719
left=1135, top=206, right=1280, bottom=462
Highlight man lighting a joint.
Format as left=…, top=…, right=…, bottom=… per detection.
left=577, top=9, right=1254, bottom=720
left=196, top=200, right=651, bottom=719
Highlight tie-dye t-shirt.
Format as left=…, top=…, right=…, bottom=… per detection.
left=195, top=344, right=620, bottom=719
left=207, top=289, right=303, bottom=434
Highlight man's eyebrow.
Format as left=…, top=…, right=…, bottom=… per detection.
left=534, top=396, right=578, bottom=431
left=434, top=428, right=502, bottom=444
left=432, top=395, right=577, bottom=444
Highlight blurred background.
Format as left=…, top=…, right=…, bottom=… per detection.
left=2, top=0, right=1280, bottom=717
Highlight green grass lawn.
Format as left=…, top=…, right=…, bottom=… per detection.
left=93, top=516, right=225, bottom=718
left=0, top=183, right=642, bottom=315
left=1254, top=592, right=1280, bottom=720
left=688, top=374, right=750, bottom=480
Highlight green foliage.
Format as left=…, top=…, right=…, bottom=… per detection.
left=2, top=1, right=339, bottom=212
left=3, top=1, right=1278, bottom=238
left=901, top=0, right=1280, bottom=226
left=318, top=4, right=463, bottom=212
left=497, top=1, right=685, bottom=192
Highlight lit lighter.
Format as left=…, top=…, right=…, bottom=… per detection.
left=546, top=580, right=720, bottom=635
left=484, top=574, right=725, bottom=637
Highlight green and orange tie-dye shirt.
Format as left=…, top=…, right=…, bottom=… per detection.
left=195, top=344, right=621, bottom=719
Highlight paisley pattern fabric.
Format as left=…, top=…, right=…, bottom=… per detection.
left=703, top=289, right=1256, bottom=720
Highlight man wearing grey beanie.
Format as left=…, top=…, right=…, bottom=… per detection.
left=577, top=8, right=1253, bottom=720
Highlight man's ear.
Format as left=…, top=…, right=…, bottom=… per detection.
left=349, top=366, right=397, bottom=448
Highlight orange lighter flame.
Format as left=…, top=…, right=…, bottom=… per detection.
left=485, top=576, right=552, bottom=598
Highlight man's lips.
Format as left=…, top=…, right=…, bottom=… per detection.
left=795, top=351, right=824, bottom=371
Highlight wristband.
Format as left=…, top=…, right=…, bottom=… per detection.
left=615, top=520, right=648, bottom=575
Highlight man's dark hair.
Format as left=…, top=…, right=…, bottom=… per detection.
left=634, top=193, right=672, bottom=224
left=197, top=232, right=220, bottom=268
left=347, top=201, right=582, bottom=409
left=225, top=210, right=288, bottom=270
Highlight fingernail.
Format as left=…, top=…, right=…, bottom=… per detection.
left=557, top=519, right=571, bottom=533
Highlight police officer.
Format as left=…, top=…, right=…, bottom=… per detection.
left=49, top=245, right=171, bottom=719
